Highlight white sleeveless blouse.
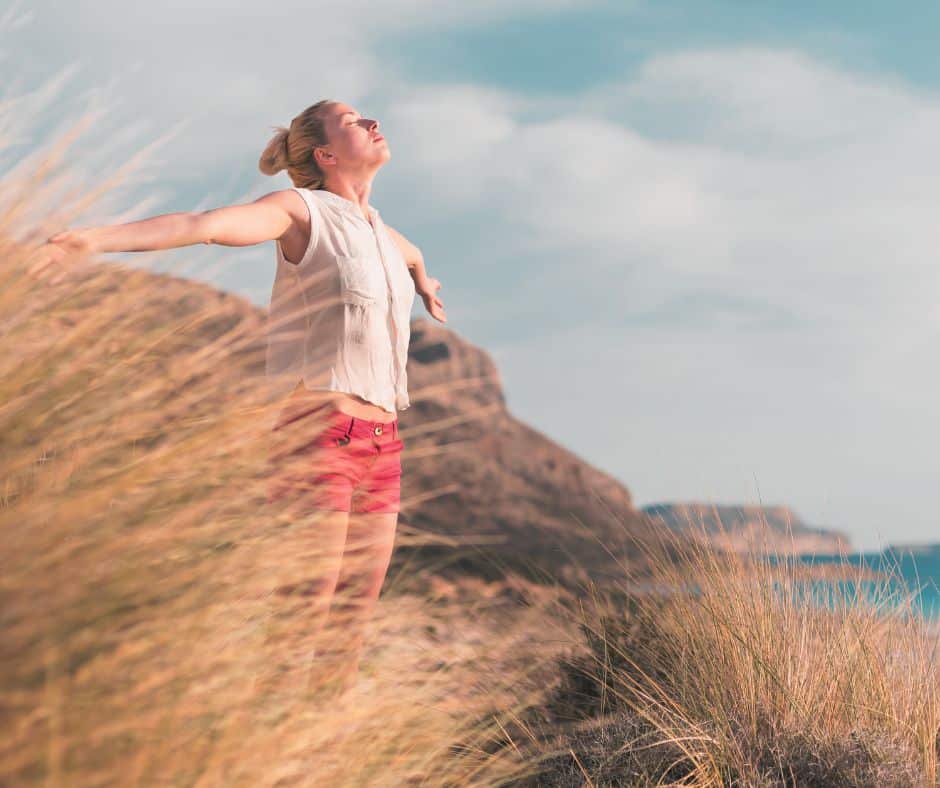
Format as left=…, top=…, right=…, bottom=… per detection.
left=265, top=187, right=416, bottom=412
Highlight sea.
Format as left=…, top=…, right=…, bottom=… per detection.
left=791, top=544, right=940, bottom=622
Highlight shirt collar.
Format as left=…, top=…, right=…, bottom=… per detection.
left=311, top=188, right=380, bottom=223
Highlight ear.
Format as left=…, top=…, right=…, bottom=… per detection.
left=313, top=147, right=335, bottom=167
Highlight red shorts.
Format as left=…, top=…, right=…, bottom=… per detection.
left=266, top=401, right=403, bottom=514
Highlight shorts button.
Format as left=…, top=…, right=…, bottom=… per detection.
left=374, top=425, right=382, bottom=435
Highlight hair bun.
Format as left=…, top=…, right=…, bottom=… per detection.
left=259, top=100, right=332, bottom=188
left=258, top=126, right=290, bottom=176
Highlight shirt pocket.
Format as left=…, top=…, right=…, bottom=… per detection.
left=336, top=253, right=382, bottom=306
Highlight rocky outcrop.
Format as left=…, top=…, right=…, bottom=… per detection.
left=640, top=503, right=851, bottom=555
left=396, top=318, right=646, bottom=584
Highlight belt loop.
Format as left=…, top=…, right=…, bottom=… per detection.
left=344, top=416, right=355, bottom=440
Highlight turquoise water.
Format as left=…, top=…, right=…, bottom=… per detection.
left=787, top=546, right=940, bottom=621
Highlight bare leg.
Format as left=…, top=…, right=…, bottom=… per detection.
left=315, top=510, right=399, bottom=694
left=256, top=507, right=349, bottom=696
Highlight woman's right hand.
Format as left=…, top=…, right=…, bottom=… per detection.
left=27, top=229, right=95, bottom=285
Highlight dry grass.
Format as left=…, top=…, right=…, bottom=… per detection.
left=4, top=68, right=939, bottom=787
left=2, top=231, right=565, bottom=785
left=0, top=89, right=572, bottom=785
left=524, top=524, right=940, bottom=786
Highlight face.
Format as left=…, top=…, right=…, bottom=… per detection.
left=315, top=102, right=390, bottom=173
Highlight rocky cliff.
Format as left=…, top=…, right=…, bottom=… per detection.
left=395, top=318, right=648, bottom=584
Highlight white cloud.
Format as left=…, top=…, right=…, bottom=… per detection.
left=376, top=46, right=940, bottom=547
left=8, top=0, right=607, bottom=182
left=388, top=47, right=940, bottom=341
left=381, top=84, right=520, bottom=204
left=10, top=5, right=939, bottom=547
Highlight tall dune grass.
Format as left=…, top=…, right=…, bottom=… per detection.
left=527, top=521, right=940, bottom=785
left=5, top=64, right=939, bottom=788
left=0, top=77, right=570, bottom=785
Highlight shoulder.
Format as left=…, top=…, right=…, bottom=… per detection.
left=259, top=188, right=321, bottom=253
left=255, top=189, right=323, bottom=233
left=256, top=187, right=312, bottom=214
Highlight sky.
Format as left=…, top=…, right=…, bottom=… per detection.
left=5, top=0, right=940, bottom=550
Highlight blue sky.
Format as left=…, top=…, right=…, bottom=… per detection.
left=6, top=0, right=940, bottom=550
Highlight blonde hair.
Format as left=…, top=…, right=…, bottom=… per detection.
left=258, top=99, right=335, bottom=188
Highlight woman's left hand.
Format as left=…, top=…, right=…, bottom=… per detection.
left=27, top=229, right=96, bottom=284
left=417, top=277, right=447, bottom=323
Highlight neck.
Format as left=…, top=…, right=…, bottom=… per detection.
left=322, top=171, right=376, bottom=221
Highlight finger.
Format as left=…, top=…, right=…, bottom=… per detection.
left=27, top=258, right=50, bottom=278
left=28, top=248, right=59, bottom=274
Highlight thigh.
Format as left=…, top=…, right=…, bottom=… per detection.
left=269, top=508, right=350, bottom=595
left=334, top=510, right=399, bottom=599
left=256, top=508, right=350, bottom=669
left=342, top=511, right=399, bottom=567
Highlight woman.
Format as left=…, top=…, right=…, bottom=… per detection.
left=30, top=99, right=447, bottom=699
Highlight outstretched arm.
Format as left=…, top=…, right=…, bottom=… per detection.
left=28, top=190, right=298, bottom=282
left=385, top=223, right=447, bottom=323
left=384, top=224, right=429, bottom=289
